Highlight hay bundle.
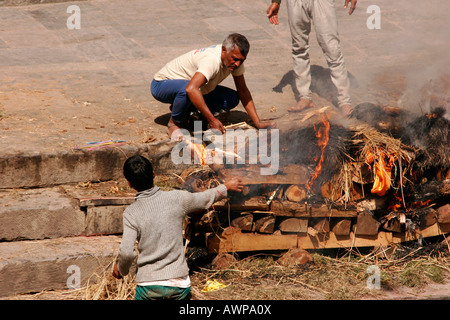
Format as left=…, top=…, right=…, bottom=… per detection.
left=328, top=124, right=415, bottom=204
left=352, top=124, right=414, bottom=170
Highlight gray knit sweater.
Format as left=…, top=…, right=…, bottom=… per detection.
left=118, top=184, right=227, bottom=283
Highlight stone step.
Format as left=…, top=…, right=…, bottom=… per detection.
left=0, top=235, right=122, bottom=298
left=0, top=184, right=134, bottom=241
left=0, top=141, right=181, bottom=189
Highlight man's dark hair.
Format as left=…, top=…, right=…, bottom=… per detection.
left=123, top=155, right=154, bottom=192
left=223, top=33, right=250, bottom=56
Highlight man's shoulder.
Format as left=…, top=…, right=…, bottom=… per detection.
left=193, top=44, right=221, bottom=56
left=123, top=189, right=189, bottom=213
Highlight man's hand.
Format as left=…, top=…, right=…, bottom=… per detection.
left=344, top=0, right=357, bottom=15
left=255, top=120, right=277, bottom=130
left=224, top=178, right=244, bottom=192
left=208, top=117, right=225, bottom=134
left=266, top=2, right=280, bottom=25
left=112, top=263, right=122, bottom=279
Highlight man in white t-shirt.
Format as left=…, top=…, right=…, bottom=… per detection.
left=151, top=33, right=275, bottom=140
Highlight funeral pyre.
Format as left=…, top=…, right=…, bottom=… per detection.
left=180, top=105, right=450, bottom=254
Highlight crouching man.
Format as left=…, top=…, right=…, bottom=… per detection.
left=151, top=33, right=275, bottom=140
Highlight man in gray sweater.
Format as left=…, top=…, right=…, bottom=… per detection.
left=112, top=154, right=243, bottom=300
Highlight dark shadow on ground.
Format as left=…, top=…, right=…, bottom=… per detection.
left=272, top=65, right=358, bottom=106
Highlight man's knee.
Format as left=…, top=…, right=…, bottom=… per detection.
left=226, top=91, right=240, bottom=109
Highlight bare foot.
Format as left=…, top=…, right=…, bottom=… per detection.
left=168, top=118, right=184, bottom=142
left=340, top=104, right=353, bottom=117
left=288, top=99, right=315, bottom=112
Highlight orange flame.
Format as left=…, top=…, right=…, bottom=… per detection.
left=306, top=114, right=330, bottom=189
left=191, top=143, right=209, bottom=165
left=365, top=149, right=396, bottom=197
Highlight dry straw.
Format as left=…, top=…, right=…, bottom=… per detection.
left=83, top=257, right=136, bottom=300
left=329, top=124, right=415, bottom=205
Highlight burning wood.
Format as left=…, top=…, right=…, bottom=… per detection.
left=179, top=106, right=450, bottom=253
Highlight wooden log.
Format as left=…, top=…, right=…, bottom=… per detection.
left=357, top=198, right=388, bottom=211
left=437, top=204, right=450, bottom=224
left=207, top=227, right=298, bottom=253
left=270, top=200, right=358, bottom=217
left=207, top=221, right=450, bottom=253
left=212, top=164, right=309, bottom=185
left=214, top=196, right=358, bottom=218
left=254, top=216, right=276, bottom=234
left=285, top=185, right=307, bottom=202
left=354, top=213, right=380, bottom=236
left=212, top=196, right=269, bottom=212
left=419, top=208, right=437, bottom=229
left=312, top=218, right=330, bottom=233
left=382, top=216, right=402, bottom=233
left=332, top=219, right=352, bottom=236
left=231, top=214, right=253, bottom=232
left=78, top=197, right=134, bottom=207
left=441, top=178, right=450, bottom=195
left=279, top=218, right=308, bottom=233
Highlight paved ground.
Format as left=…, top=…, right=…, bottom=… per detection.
left=0, top=0, right=449, bottom=301
left=0, top=0, right=448, bottom=156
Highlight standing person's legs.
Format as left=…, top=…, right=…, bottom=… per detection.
left=313, top=0, right=352, bottom=115
left=286, top=0, right=315, bottom=112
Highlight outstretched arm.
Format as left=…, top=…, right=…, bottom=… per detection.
left=186, top=72, right=225, bottom=133
left=233, top=75, right=276, bottom=129
left=181, top=178, right=244, bottom=215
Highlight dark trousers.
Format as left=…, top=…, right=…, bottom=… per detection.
left=151, top=79, right=239, bottom=124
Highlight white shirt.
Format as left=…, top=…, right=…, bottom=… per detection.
left=153, top=44, right=245, bottom=95
left=138, top=275, right=191, bottom=288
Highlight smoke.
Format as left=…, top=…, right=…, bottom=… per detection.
left=353, top=0, right=450, bottom=117
left=397, top=62, right=450, bottom=117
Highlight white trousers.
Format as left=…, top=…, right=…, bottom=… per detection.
left=286, top=0, right=351, bottom=106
